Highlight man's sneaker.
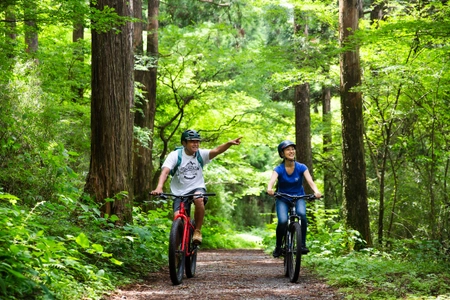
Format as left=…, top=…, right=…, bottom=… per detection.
left=193, top=229, right=202, bottom=244
left=301, top=246, right=310, bottom=254
left=272, top=247, right=282, bottom=258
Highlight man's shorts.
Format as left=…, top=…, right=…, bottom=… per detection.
left=173, top=188, right=208, bottom=216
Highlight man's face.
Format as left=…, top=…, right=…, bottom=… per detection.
left=183, top=139, right=200, bottom=155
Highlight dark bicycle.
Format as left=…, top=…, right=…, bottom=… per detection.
left=154, top=192, right=215, bottom=285
left=272, top=192, right=319, bottom=283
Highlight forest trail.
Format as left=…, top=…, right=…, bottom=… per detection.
left=107, top=249, right=344, bottom=300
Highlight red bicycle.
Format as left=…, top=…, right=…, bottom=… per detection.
left=157, top=192, right=215, bottom=285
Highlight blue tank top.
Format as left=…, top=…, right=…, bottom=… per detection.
left=274, top=162, right=308, bottom=196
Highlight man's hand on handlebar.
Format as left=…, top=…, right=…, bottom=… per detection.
left=150, top=188, right=163, bottom=195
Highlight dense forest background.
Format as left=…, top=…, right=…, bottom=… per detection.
left=0, top=0, right=449, bottom=299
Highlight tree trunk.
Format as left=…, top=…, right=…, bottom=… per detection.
left=322, top=86, right=337, bottom=209
left=133, top=0, right=144, bottom=52
left=133, top=0, right=159, bottom=203
left=295, top=83, right=313, bottom=175
left=72, top=23, right=84, bottom=101
left=24, top=0, right=38, bottom=54
left=370, top=1, right=386, bottom=26
left=339, top=0, right=372, bottom=247
left=85, top=0, right=135, bottom=224
left=5, top=5, right=17, bottom=59
left=293, top=9, right=313, bottom=193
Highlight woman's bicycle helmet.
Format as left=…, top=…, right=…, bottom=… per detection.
left=181, top=129, right=202, bottom=143
left=278, top=140, right=296, bottom=158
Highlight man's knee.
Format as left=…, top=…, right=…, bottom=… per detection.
left=194, top=198, right=205, bottom=208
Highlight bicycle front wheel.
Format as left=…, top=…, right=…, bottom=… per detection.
left=283, top=234, right=289, bottom=277
left=185, top=220, right=197, bottom=278
left=168, top=218, right=185, bottom=285
left=288, top=222, right=302, bottom=283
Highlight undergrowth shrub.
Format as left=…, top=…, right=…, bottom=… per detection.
left=0, top=193, right=114, bottom=299
left=0, top=191, right=173, bottom=299
left=90, top=205, right=172, bottom=281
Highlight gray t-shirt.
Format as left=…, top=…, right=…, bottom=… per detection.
left=162, top=148, right=211, bottom=195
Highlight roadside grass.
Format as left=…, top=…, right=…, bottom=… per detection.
left=256, top=221, right=450, bottom=300
left=258, top=221, right=450, bottom=300
left=304, top=250, right=450, bottom=300
left=303, top=223, right=450, bottom=300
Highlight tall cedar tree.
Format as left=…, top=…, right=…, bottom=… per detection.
left=24, top=0, right=38, bottom=54
left=322, top=87, right=338, bottom=208
left=293, top=8, right=313, bottom=191
left=339, top=0, right=372, bottom=247
left=84, top=0, right=134, bottom=223
left=133, top=0, right=159, bottom=203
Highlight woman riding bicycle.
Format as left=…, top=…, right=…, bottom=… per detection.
left=267, top=140, right=322, bottom=258
left=151, top=129, right=242, bottom=244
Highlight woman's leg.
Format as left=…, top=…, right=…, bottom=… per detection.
left=275, top=199, right=289, bottom=248
left=296, top=199, right=307, bottom=247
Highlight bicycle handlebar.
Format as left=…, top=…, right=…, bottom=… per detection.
left=270, top=192, right=319, bottom=201
left=153, top=192, right=216, bottom=200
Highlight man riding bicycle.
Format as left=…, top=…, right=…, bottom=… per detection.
left=151, top=129, right=242, bottom=244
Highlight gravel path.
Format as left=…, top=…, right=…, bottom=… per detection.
left=107, top=249, right=344, bottom=300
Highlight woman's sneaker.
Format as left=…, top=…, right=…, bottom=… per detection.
left=272, top=247, right=282, bottom=258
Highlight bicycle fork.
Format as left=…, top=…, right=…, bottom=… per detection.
left=286, top=206, right=299, bottom=255
left=175, top=215, right=198, bottom=256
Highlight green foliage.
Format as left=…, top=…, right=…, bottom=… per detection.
left=1, top=0, right=450, bottom=297
left=304, top=244, right=450, bottom=299
left=260, top=205, right=450, bottom=299
left=202, top=215, right=263, bottom=249
left=0, top=193, right=114, bottom=299
left=0, top=190, right=172, bottom=299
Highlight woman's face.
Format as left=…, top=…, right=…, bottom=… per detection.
left=283, top=145, right=296, bottom=160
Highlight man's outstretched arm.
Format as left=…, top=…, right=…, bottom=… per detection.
left=209, top=137, right=243, bottom=159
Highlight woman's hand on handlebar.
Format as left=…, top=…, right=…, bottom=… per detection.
left=267, top=189, right=275, bottom=196
left=313, top=192, right=322, bottom=199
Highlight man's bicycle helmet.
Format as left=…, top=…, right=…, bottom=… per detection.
left=278, top=140, right=296, bottom=158
left=181, top=129, right=201, bottom=143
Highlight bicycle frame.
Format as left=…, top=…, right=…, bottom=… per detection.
left=174, top=199, right=196, bottom=257
left=273, top=192, right=317, bottom=283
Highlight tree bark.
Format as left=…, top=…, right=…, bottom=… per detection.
left=24, top=0, right=38, bottom=54
left=72, top=23, right=84, bottom=101
left=5, top=5, right=17, bottom=59
left=339, top=0, right=372, bottom=247
left=85, top=0, right=135, bottom=224
left=293, top=8, right=314, bottom=193
left=133, top=0, right=159, bottom=203
left=322, top=86, right=338, bottom=209
left=295, top=83, right=313, bottom=177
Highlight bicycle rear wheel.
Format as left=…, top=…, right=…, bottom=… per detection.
left=288, top=222, right=302, bottom=283
left=185, top=220, right=197, bottom=278
left=168, top=218, right=185, bottom=285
